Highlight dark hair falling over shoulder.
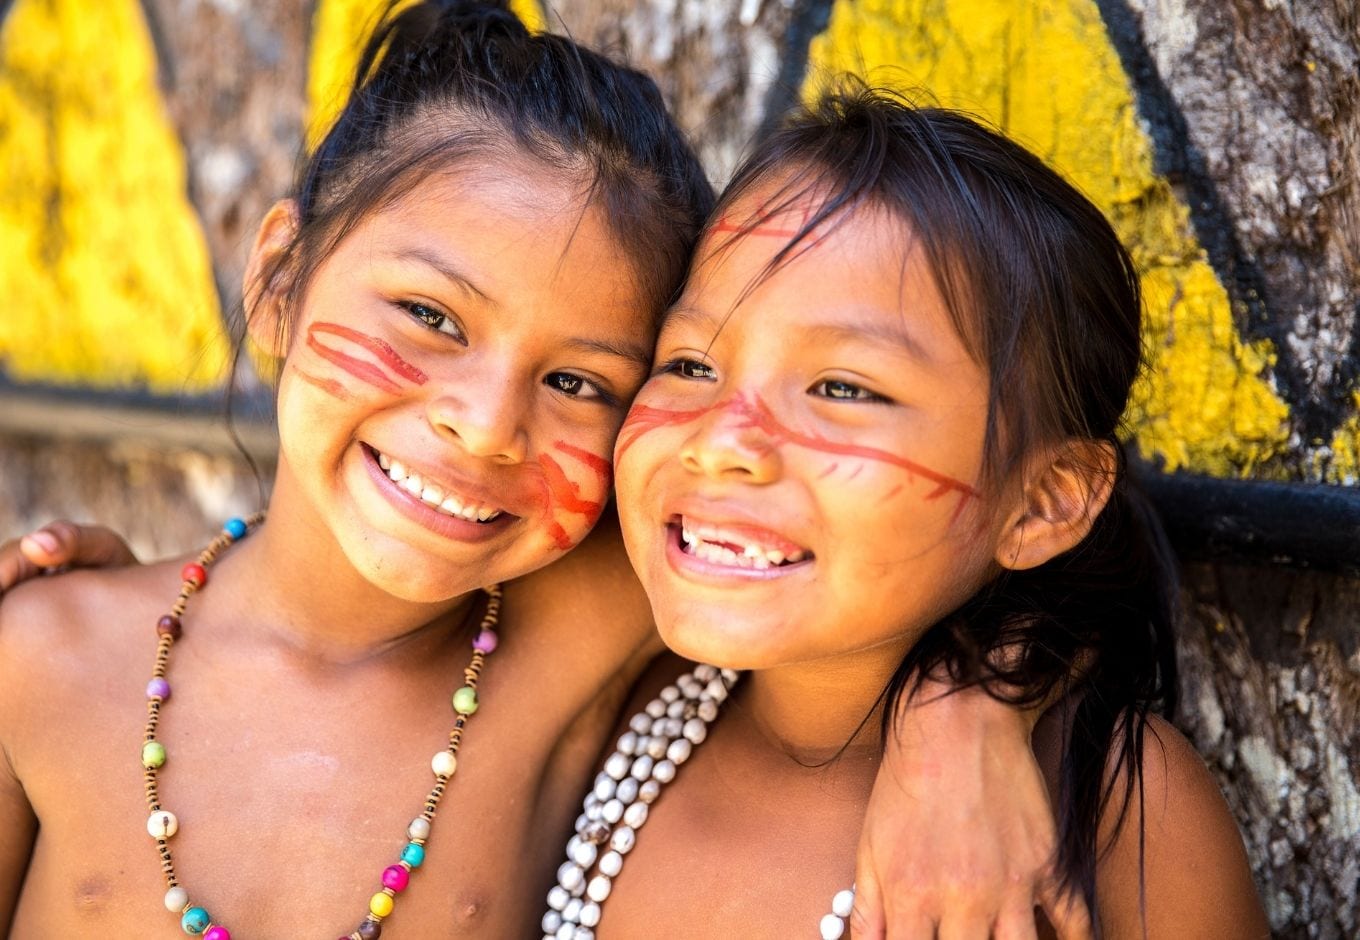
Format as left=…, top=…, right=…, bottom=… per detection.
left=717, top=83, right=1178, bottom=926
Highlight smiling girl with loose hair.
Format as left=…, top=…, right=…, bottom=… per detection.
left=549, top=85, right=1267, bottom=938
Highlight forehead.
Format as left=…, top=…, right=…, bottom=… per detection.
left=674, top=194, right=964, bottom=360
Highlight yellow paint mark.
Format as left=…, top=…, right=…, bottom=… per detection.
left=0, top=0, right=225, bottom=392
left=1323, top=397, right=1360, bottom=485
left=307, top=0, right=547, bottom=151
left=807, top=0, right=1291, bottom=477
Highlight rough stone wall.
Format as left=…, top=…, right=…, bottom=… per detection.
left=0, top=0, right=1355, bottom=933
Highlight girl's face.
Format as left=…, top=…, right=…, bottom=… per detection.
left=615, top=195, right=1014, bottom=671
left=267, top=159, right=653, bottom=602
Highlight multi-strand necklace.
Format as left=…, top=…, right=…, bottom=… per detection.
left=140, top=514, right=502, bottom=939
left=542, top=664, right=856, bottom=939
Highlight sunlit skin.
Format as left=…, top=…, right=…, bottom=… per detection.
left=601, top=193, right=1269, bottom=938
left=0, top=156, right=674, bottom=937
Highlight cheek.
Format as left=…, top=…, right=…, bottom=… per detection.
left=527, top=439, right=615, bottom=552
left=293, top=320, right=429, bottom=400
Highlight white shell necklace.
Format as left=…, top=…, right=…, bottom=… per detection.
left=542, top=663, right=856, bottom=939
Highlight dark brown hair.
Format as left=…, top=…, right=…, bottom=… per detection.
left=715, top=82, right=1177, bottom=926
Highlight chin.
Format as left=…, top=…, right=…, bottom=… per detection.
left=655, top=611, right=791, bottom=672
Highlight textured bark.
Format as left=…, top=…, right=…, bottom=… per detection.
left=138, top=0, right=313, bottom=331
left=1177, top=564, right=1360, bottom=937
left=1102, top=0, right=1360, bottom=456
left=557, top=0, right=831, bottom=181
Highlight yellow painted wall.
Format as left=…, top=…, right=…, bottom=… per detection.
left=807, top=0, right=1299, bottom=478
left=0, top=0, right=226, bottom=393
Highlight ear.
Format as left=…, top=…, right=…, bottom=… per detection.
left=994, top=440, right=1117, bottom=571
left=242, top=199, right=301, bottom=359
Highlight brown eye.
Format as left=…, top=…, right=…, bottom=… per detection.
left=662, top=358, right=715, bottom=380
left=813, top=380, right=882, bottom=402
left=402, top=302, right=466, bottom=344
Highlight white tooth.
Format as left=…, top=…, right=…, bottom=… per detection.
left=402, top=474, right=423, bottom=496
left=476, top=507, right=498, bottom=522
left=378, top=453, right=391, bottom=470
left=388, top=459, right=407, bottom=481
left=421, top=485, right=444, bottom=505
left=743, top=544, right=761, bottom=559
left=719, top=547, right=738, bottom=566
left=766, top=550, right=785, bottom=565
left=753, top=556, right=770, bottom=570
left=681, top=528, right=695, bottom=546
left=441, top=495, right=463, bottom=515
left=787, top=550, right=805, bottom=563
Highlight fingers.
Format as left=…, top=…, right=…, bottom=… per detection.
left=991, top=901, right=1040, bottom=940
left=33, top=520, right=138, bottom=569
left=848, top=872, right=887, bottom=940
left=0, top=538, right=47, bottom=594
left=1037, top=877, right=1093, bottom=940
left=936, top=907, right=992, bottom=940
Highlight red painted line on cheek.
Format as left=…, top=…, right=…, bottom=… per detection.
left=293, top=368, right=354, bottom=402
left=306, top=331, right=403, bottom=394
left=539, top=454, right=604, bottom=519
left=818, top=462, right=840, bottom=480
left=552, top=441, right=613, bottom=487
left=616, top=402, right=721, bottom=461
left=310, top=321, right=427, bottom=384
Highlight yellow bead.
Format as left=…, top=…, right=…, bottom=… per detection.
left=369, top=892, right=394, bottom=918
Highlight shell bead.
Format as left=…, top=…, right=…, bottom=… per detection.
left=180, top=906, right=211, bottom=934
left=382, top=865, right=410, bottom=892
left=407, top=817, right=432, bottom=840
left=820, top=913, right=847, bottom=939
left=543, top=911, right=564, bottom=933
left=431, top=751, right=458, bottom=777
left=164, top=887, right=189, bottom=912
left=579, top=901, right=602, bottom=927
left=452, top=686, right=479, bottom=715
left=832, top=889, right=856, bottom=918
left=142, top=741, right=168, bottom=769
left=369, top=891, right=394, bottom=918
left=585, top=875, right=612, bottom=903
left=148, top=810, right=179, bottom=839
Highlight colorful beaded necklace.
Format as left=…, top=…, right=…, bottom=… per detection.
left=543, top=664, right=855, bottom=939
left=140, top=514, right=502, bottom=939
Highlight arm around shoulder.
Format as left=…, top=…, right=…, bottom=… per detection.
left=0, top=580, right=48, bottom=931
left=1097, top=715, right=1268, bottom=939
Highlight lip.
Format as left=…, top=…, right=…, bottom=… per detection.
left=361, top=443, right=519, bottom=543
left=664, top=522, right=811, bottom=582
left=660, top=498, right=815, bottom=583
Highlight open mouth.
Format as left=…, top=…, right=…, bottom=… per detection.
left=368, top=446, right=506, bottom=524
left=670, top=516, right=813, bottom=571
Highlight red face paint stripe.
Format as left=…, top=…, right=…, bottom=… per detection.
left=552, top=441, right=613, bottom=483
left=310, top=321, right=428, bottom=384
left=293, top=368, right=354, bottom=402
left=618, top=392, right=980, bottom=522
left=538, top=454, right=604, bottom=519
left=305, top=331, right=403, bottom=395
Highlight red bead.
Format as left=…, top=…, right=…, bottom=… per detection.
left=156, top=615, right=182, bottom=639
left=381, top=865, right=410, bottom=892
left=181, top=563, right=207, bottom=588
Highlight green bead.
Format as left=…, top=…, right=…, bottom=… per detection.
left=452, top=686, right=478, bottom=715
left=142, top=741, right=167, bottom=769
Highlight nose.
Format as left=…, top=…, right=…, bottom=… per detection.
left=426, top=377, right=530, bottom=464
left=678, top=395, right=782, bottom=484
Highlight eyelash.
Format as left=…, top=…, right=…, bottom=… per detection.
left=657, top=357, right=716, bottom=381
left=545, top=372, right=616, bottom=406
left=811, top=379, right=887, bottom=403
left=400, top=301, right=467, bottom=345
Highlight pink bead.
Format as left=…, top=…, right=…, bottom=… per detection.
left=382, top=865, right=410, bottom=892
left=147, top=678, right=171, bottom=700
left=204, top=928, right=231, bottom=940
left=472, top=630, right=498, bottom=653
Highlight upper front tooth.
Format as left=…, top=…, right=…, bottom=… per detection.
left=378, top=452, right=391, bottom=470
left=402, top=474, right=424, bottom=496
left=476, top=507, right=497, bottom=522
left=441, top=495, right=464, bottom=515
left=388, top=459, right=407, bottom=481
left=421, top=484, right=444, bottom=505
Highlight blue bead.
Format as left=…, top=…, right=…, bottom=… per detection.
left=401, top=842, right=425, bottom=868
left=181, top=906, right=211, bottom=934
left=223, top=518, right=248, bottom=540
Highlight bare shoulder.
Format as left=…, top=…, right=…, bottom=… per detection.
left=1033, top=712, right=1269, bottom=939
left=0, top=561, right=182, bottom=750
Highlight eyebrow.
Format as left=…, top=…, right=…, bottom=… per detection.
left=801, top=316, right=933, bottom=363
left=386, top=246, right=493, bottom=304
left=561, top=336, right=653, bottom=370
